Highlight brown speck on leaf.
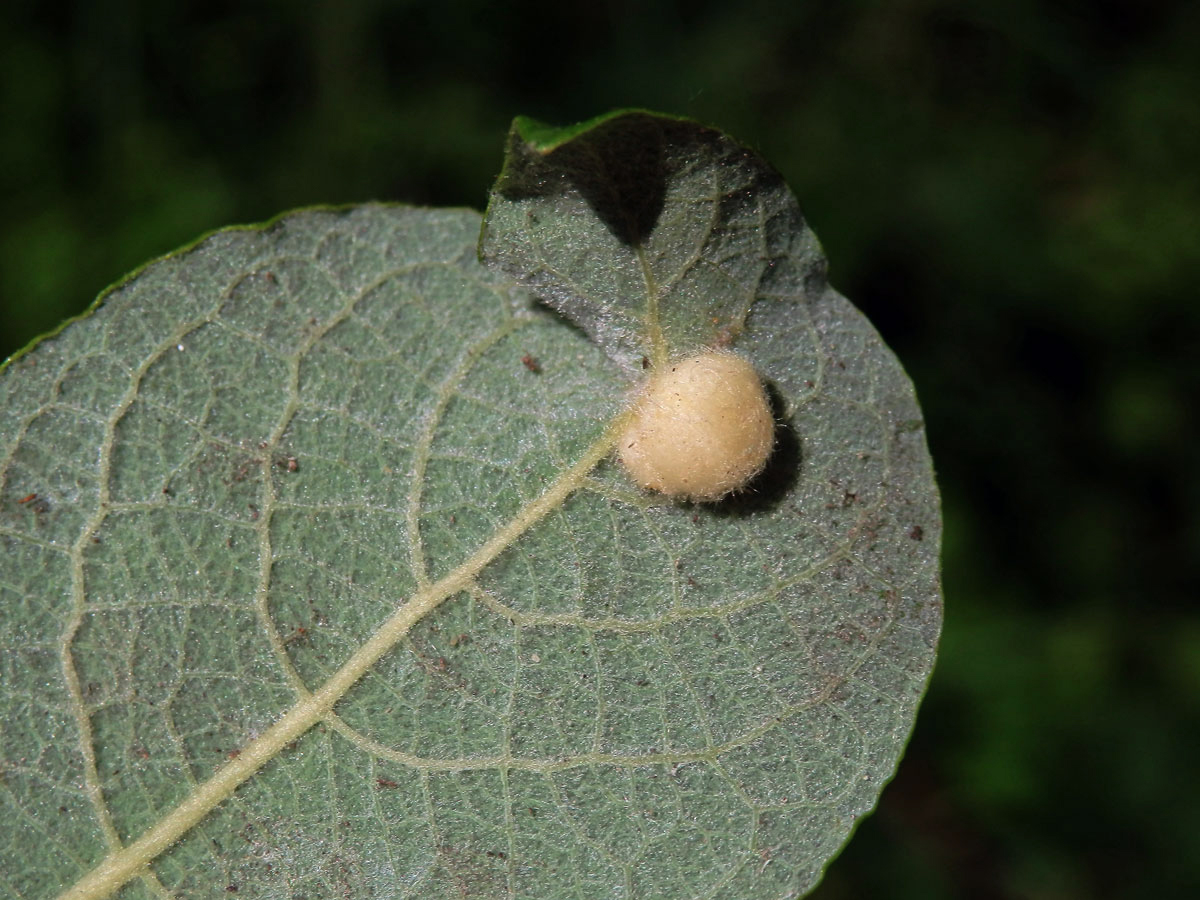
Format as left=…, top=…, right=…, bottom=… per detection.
left=641, top=356, right=651, bottom=370
left=274, top=456, right=299, bottom=472
left=521, top=353, right=541, bottom=374
left=230, top=458, right=258, bottom=483
left=225, top=886, right=239, bottom=894
left=909, top=525, right=924, bottom=540
left=835, top=623, right=864, bottom=644
left=449, top=633, right=471, bottom=648
left=376, top=778, right=400, bottom=789
left=17, top=493, right=37, bottom=504
left=713, top=323, right=740, bottom=348
left=247, top=504, right=259, bottom=521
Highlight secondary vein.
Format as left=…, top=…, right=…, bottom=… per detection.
left=57, top=422, right=622, bottom=900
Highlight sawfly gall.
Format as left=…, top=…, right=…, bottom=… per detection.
left=617, top=350, right=775, bottom=502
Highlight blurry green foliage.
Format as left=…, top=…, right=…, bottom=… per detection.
left=2, top=0, right=1198, bottom=897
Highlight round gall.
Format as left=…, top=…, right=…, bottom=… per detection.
left=617, top=350, right=774, bottom=502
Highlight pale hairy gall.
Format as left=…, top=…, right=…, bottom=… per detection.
left=617, top=350, right=775, bottom=502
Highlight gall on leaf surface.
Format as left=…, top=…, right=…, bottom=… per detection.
left=0, top=111, right=940, bottom=900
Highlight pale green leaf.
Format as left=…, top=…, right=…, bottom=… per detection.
left=480, top=110, right=827, bottom=373
left=1, top=117, right=940, bottom=900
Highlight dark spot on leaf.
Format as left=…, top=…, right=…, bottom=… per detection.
left=909, top=525, right=924, bottom=540
left=229, top=456, right=260, bottom=484
left=520, top=353, right=541, bottom=373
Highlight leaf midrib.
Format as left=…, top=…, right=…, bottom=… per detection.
left=58, top=414, right=626, bottom=900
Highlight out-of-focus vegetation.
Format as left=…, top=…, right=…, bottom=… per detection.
left=2, top=1, right=1197, bottom=897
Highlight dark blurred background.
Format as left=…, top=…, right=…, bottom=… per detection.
left=3, top=1, right=1197, bottom=897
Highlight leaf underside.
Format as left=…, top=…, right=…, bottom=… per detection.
left=1, top=115, right=940, bottom=900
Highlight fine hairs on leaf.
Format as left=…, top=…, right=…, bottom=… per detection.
left=617, top=349, right=776, bottom=502
left=0, top=110, right=941, bottom=900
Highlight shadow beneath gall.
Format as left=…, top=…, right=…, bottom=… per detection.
left=708, top=382, right=801, bottom=517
